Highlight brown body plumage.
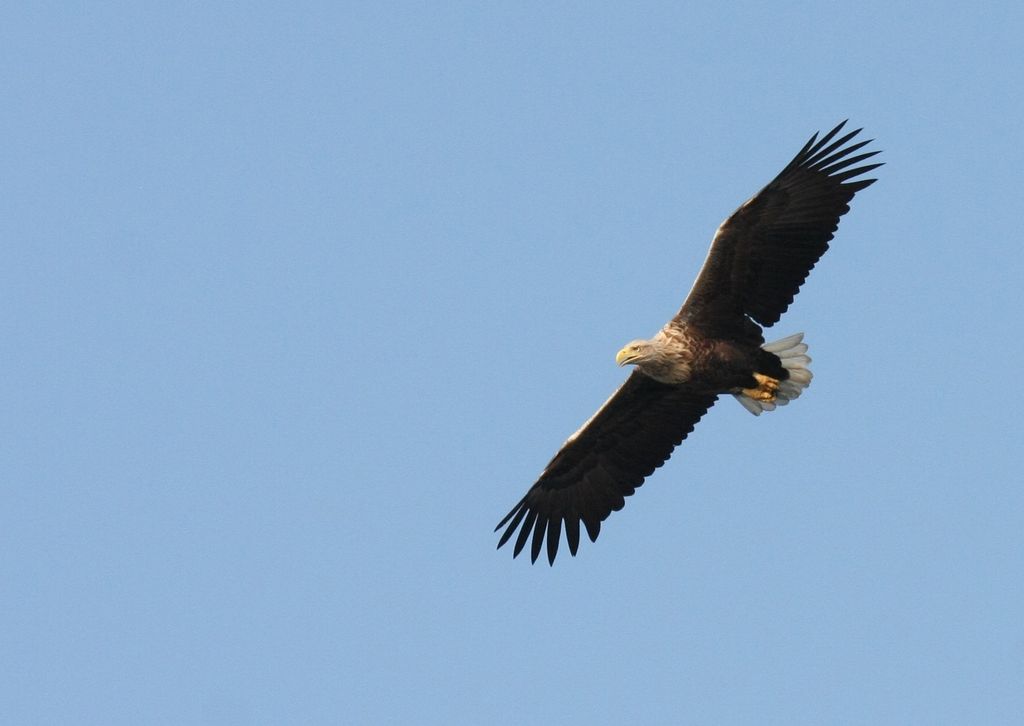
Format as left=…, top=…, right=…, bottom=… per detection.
left=496, top=122, right=882, bottom=564
left=637, top=323, right=784, bottom=392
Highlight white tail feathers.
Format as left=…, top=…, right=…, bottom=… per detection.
left=733, top=333, right=813, bottom=416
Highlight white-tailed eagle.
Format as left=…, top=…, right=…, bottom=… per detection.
left=496, top=121, right=882, bottom=564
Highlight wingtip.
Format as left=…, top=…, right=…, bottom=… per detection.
left=529, top=514, right=546, bottom=564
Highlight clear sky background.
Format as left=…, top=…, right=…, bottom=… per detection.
left=3, top=2, right=1022, bottom=724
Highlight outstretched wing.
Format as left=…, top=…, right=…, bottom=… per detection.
left=495, top=372, right=717, bottom=565
left=678, top=121, right=882, bottom=330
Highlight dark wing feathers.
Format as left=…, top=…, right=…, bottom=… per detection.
left=495, top=371, right=717, bottom=565
left=679, top=121, right=881, bottom=329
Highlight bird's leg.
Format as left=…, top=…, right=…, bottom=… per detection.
left=741, top=372, right=779, bottom=402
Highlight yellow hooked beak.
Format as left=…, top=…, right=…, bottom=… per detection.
left=616, top=346, right=636, bottom=366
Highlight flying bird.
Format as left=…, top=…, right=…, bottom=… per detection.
left=496, top=121, right=881, bottom=565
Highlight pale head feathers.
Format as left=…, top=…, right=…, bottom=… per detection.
left=615, top=333, right=693, bottom=384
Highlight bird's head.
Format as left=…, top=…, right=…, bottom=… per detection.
left=615, top=339, right=656, bottom=367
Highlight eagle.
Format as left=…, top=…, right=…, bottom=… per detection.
left=496, top=121, right=881, bottom=565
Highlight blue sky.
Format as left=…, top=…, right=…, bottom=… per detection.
left=3, top=2, right=1022, bottom=724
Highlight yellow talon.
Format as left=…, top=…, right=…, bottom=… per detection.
left=742, top=373, right=780, bottom=402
